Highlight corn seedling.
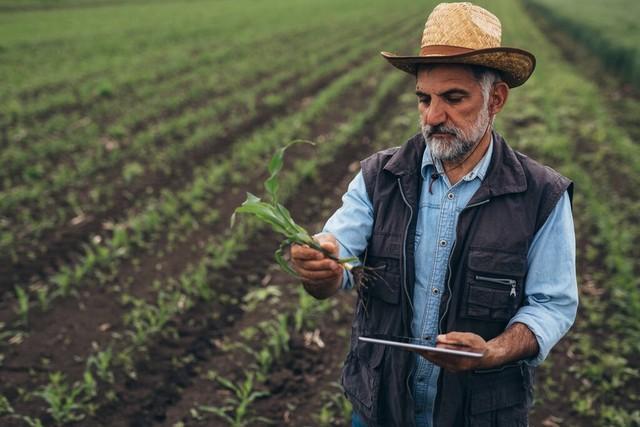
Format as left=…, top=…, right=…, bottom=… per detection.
left=14, top=286, right=29, bottom=326
left=231, top=141, right=362, bottom=279
left=315, top=382, right=352, bottom=426
left=294, top=286, right=332, bottom=332
left=199, top=372, right=272, bottom=427
left=123, top=291, right=184, bottom=346
left=35, top=285, right=51, bottom=312
left=19, top=416, right=44, bottom=427
left=236, top=343, right=274, bottom=384
left=86, top=348, right=115, bottom=384
left=35, top=371, right=95, bottom=425
left=0, top=395, right=43, bottom=427
left=261, top=314, right=290, bottom=360
left=0, top=394, right=14, bottom=416
left=241, top=285, right=282, bottom=312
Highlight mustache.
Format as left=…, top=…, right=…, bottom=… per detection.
left=422, top=124, right=462, bottom=138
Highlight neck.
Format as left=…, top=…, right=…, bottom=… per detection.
left=442, top=127, right=492, bottom=184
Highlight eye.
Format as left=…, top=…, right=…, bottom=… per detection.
left=418, top=95, right=431, bottom=105
left=445, top=95, right=464, bottom=104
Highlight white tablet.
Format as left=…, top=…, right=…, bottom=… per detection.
left=359, top=335, right=484, bottom=358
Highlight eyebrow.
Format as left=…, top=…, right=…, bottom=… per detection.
left=415, top=89, right=471, bottom=97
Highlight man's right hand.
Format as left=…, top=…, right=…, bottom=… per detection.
left=290, top=233, right=343, bottom=299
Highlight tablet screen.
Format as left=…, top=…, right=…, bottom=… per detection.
left=359, top=334, right=484, bottom=358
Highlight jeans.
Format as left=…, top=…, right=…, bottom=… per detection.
left=352, top=412, right=367, bottom=427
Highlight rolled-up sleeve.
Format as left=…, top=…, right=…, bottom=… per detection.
left=508, top=191, right=578, bottom=366
left=321, top=171, right=374, bottom=289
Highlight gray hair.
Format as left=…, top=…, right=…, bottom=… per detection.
left=472, top=66, right=503, bottom=105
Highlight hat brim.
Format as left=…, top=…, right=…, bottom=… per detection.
left=381, top=47, right=536, bottom=88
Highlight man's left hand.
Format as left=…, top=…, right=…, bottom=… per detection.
left=417, top=332, right=491, bottom=372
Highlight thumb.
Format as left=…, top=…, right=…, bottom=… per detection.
left=313, top=233, right=338, bottom=256
left=320, top=240, right=338, bottom=255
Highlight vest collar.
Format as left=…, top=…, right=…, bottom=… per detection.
left=383, top=133, right=424, bottom=177
left=472, top=131, right=527, bottom=201
left=383, top=131, right=527, bottom=199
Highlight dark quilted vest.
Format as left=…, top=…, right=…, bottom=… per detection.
left=341, top=132, right=573, bottom=427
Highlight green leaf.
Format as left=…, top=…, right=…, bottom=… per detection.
left=264, top=140, right=314, bottom=203
left=216, top=375, right=240, bottom=396
left=275, top=242, right=299, bottom=277
left=235, top=202, right=289, bottom=235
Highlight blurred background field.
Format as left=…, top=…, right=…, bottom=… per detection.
left=1, top=0, right=639, bottom=426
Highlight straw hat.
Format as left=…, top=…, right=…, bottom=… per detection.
left=381, top=2, right=536, bottom=87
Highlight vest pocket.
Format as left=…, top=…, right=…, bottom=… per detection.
left=364, top=234, right=403, bottom=305
left=341, top=340, right=386, bottom=421
left=467, top=364, right=529, bottom=427
left=462, top=249, right=526, bottom=322
left=364, top=256, right=401, bottom=305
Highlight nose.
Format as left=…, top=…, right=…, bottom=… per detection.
left=422, top=98, right=446, bottom=127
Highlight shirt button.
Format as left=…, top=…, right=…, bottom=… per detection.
left=432, top=288, right=439, bottom=295
left=439, top=239, right=447, bottom=247
left=447, top=192, right=455, bottom=200
left=423, top=336, right=431, bottom=341
left=418, top=376, right=426, bottom=382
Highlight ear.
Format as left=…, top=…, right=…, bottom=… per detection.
left=489, top=81, right=509, bottom=115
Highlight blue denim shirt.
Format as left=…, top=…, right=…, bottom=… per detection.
left=323, top=138, right=578, bottom=426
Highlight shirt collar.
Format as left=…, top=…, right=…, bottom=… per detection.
left=421, top=134, right=494, bottom=182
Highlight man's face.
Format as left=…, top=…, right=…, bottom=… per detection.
left=416, top=64, right=492, bottom=163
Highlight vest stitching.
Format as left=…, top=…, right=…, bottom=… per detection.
left=438, top=198, right=490, bottom=333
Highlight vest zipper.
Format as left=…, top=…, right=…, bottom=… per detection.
left=475, top=275, right=517, bottom=297
left=396, top=178, right=416, bottom=402
left=397, top=178, right=415, bottom=315
left=438, top=198, right=491, bottom=333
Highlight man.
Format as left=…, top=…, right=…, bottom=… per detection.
left=291, top=2, right=578, bottom=426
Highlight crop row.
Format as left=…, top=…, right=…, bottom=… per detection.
left=2, top=39, right=399, bottom=306
left=0, top=14, right=409, bottom=190
left=0, top=0, right=410, bottom=99
left=523, top=0, right=640, bottom=88
left=0, top=24, right=416, bottom=286
left=1, top=53, right=409, bottom=424
left=168, top=282, right=350, bottom=427
left=0, top=23, right=374, bottom=197
left=2, top=9, right=398, bottom=152
left=3, top=29, right=405, bottom=361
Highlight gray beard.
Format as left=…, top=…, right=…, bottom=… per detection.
left=421, top=107, right=491, bottom=163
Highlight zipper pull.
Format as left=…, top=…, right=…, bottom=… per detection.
left=510, top=284, right=516, bottom=297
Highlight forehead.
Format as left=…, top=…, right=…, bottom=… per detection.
left=415, top=64, right=481, bottom=93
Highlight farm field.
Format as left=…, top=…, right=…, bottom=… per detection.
left=1, top=0, right=639, bottom=426
left=524, top=0, right=640, bottom=88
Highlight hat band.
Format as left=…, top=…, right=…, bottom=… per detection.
left=419, top=45, right=475, bottom=56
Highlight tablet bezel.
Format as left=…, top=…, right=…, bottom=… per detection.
left=358, top=335, right=484, bottom=358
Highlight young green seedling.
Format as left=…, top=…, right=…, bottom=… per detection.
left=231, top=141, right=361, bottom=278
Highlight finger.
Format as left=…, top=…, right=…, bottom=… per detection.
left=295, top=266, right=342, bottom=281
left=418, top=352, right=457, bottom=371
left=319, top=241, right=338, bottom=256
left=291, top=246, right=324, bottom=261
left=437, top=332, right=478, bottom=346
left=298, top=258, right=341, bottom=272
left=421, top=352, right=467, bottom=372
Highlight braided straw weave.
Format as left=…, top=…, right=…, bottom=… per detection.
left=381, top=2, right=535, bottom=87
